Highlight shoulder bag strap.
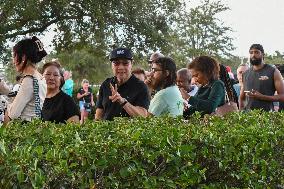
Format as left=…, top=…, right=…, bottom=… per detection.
left=32, top=77, right=42, bottom=118
left=25, top=75, right=42, bottom=118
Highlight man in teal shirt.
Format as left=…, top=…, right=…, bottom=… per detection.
left=146, top=57, right=184, bottom=117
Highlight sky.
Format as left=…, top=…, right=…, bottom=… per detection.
left=40, top=0, right=284, bottom=57
left=196, top=0, right=284, bottom=57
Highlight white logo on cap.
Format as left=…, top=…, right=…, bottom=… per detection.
left=117, top=50, right=124, bottom=54
left=35, top=40, right=44, bottom=51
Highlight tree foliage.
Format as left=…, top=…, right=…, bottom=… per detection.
left=0, top=0, right=181, bottom=55
left=167, top=0, right=235, bottom=65
left=1, top=0, right=237, bottom=82
left=46, top=48, right=112, bottom=84
left=265, top=51, right=284, bottom=65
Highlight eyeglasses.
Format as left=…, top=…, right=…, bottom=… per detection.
left=151, top=68, right=163, bottom=73
left=112, top=60, right=130, bottom=66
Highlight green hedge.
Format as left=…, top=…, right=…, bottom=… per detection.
left=1, top=111, right=284, bottom=188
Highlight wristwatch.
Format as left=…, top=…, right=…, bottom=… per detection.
left=121, top=98, right=128, bottom=107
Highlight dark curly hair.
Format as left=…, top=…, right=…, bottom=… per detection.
left=188, top=56, right=220, bottom=83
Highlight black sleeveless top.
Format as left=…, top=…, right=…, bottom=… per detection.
left=243, top=64, right=275, bottom=111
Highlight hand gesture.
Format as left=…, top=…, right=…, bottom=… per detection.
left=109, top=83, right=124, bottom=104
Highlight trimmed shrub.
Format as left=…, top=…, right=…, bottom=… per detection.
left=0, top=111, right=284, bottom=188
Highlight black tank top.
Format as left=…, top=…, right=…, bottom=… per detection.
left=243, top=64, right=275, bottom=111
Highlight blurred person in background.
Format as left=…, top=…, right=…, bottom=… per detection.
left=177, top=68, right=198, bottom=98
left=0, top=79, right=11, bottom=96
left=62, top=70, right=74, bottom=97
left=226, top=66, right=235, bottom=80
left=233, top=63, right=249, bottom=98
left=177, top=68, right=199, bottom=110
left=77, top=79, right=94, bottom=124
left=132, top=67, right=146, bottom=81
left=0, top=79, right=11, bottom=123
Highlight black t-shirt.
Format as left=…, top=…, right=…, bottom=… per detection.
left=96, top=75, right=150, bottom=120
left=42, top=91, right=80, bottom=123
left=78, top=87, right=92, bottom=103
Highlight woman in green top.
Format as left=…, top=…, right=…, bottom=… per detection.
left=181, top=56, right=225, bottom=118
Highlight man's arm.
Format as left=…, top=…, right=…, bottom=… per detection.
left=95, top=108, right=104, bottom=120
left=109, top=84, right=148, bottom=118
left=273, top=69, right=284, bottom=101
left=121, top=99, right=147, bottom=117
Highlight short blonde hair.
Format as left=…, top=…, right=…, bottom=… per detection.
left=81, top=79, right=89, bottom=86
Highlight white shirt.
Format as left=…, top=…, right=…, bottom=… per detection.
left=7, top=73, right=47, bottom=121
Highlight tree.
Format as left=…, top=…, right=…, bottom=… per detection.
left=1, top=0, right=237, bottom=82
left=166, top=0, right=235, bottom=66
left=0, top=0, right=181, bottom=59
left=46, top=48, right=112, bottom=84
left=265, top=51, right=284, bottom=65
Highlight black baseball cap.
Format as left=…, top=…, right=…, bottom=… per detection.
left=109, top=47, right=133, bottom=61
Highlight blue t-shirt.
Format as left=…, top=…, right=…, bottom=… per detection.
left=148, top=85, right=184, bottom=117
left=62, top=79, right=74, bottom=97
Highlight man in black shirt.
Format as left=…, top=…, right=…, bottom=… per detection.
left=95, top=47, right=150, bottom=120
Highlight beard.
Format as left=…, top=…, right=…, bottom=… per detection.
left=151, top=75, right=167, bottom=90
left=250, top=58, right=262, bottom=66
